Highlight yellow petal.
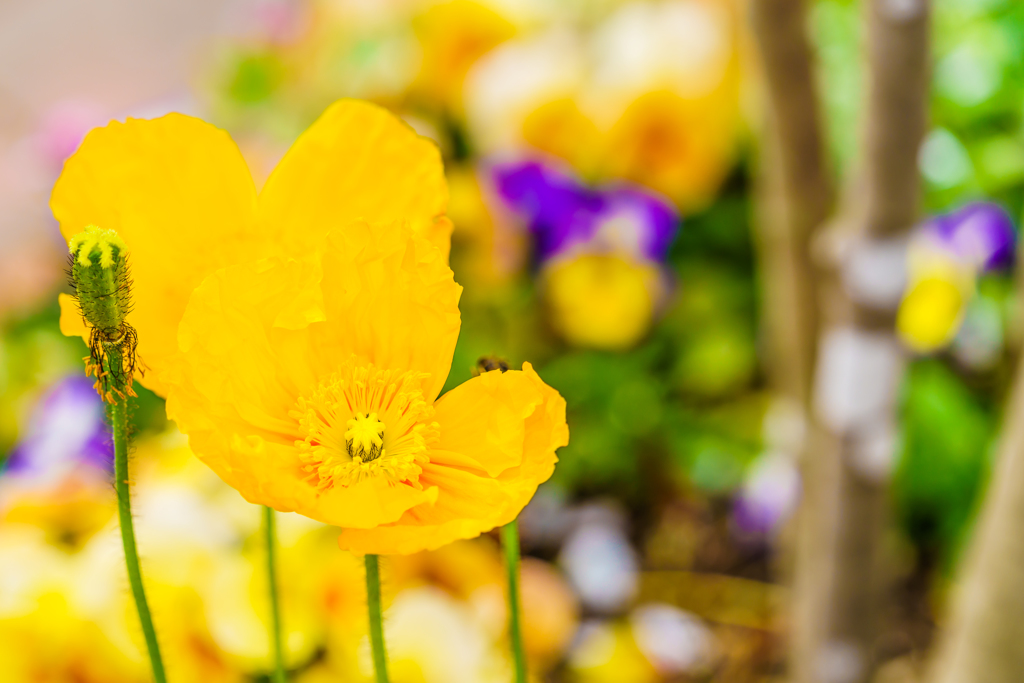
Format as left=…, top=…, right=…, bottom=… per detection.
left=411, top=0, right=517, bottom=111
left=259, top=99, right=450, bottom=257
left=315, top=478, right=439, bottom=529
left=897, top=277, right=967, bottom=352
left=337, top=468, right=509, bottom=555
left=51, top=114, right=261, bottom=395
left=170, top=257, right=324, bottom=426
left=338, top=363, right=568, bottom=555
left=57, top=293, right=89, bottom=342
left=318, top=220, right=462, bottom=402
left=602, top=88, right=739, bottom=212
left=432, top=366, right=549, bottom=477
left=424, top=215, right=455, bottom=264
left=522, top=97, right=602, bottom=174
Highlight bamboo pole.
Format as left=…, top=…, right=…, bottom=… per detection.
left=927, top=274, right=1024, bottom=681
left=748, top=2, right=836, bottom=680
left=750, top=1, right=931, bottom=681
left=810, top=2, right=931, bottom=681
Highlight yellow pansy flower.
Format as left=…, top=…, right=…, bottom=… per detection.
left=410, top=0, right=517, bottom=114
left=522, top=97, right=603, bottom=176
left=54, top=99, right=452, bottom=396
left=163, top=216, right=566, bottom=554
left=543, top=253, right=667, bottom=351
left=897, top=248, right=976, bottom=353
left=0, top=597, right=149, bottom=683
left=446, top=165, right=527, bottom=288
left=601, top=88, right=739, bottom=212
left=897, top=277, right=968, bottom=353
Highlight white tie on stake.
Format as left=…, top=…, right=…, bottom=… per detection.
left=814, top=326, right=906, bottom=480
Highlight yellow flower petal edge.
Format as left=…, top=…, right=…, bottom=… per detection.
left=165, top=220, right=461, bottom=528
left=51, top=99, right=451, bottom=396
left=58, top=293, right=89, bottom=342
left=338, top=363, right=568, bottom=555
left=260, top=98, right=451, bottom=259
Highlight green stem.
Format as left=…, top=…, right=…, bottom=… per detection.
left=502, top=521, right=528, bottom=683
left=110, top=348, right=167, bottom=683
left=263, top=506, right=287, bottom=683
left=365, top=554, right=390, bottom=683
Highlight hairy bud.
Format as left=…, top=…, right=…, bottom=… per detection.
left=67, top=225, right=138, bottom=401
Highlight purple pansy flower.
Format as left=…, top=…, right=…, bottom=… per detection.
left=596, top=186, right=678, bottom=262
left=920, top=202, right=1016, bottom=272
left=491, top=158, right=680, bottom=263
left=3, top=376, right=112, bottom=483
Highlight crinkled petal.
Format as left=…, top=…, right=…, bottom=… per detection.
left=166, top=245, right=445, bottom=527
left=314, top=477, right=439, bottom=529
left=168, top=257, right=325, bottom=433
left=432, top=366, right=550, bottom=477
left=317, top=220, right=462, bottom=402
left=338, top=363, right=568, bottom=554
left=259, top=99, right=450, bottom=258
left=337, top=463, right=511, bottom=555
left=50, top=114, right=261, bottom=395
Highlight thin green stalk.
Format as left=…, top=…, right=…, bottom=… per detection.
left=365, top=554, right=390, bottom=683
left=501, top=521, right=528, bottom=683
left=110, top=348, right=167, bottom=683
left=263, top=506, right=286, bottom=683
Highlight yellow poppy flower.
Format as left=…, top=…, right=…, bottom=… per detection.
left=164, top=218, right=567, bottom=555
left=54, top=99, right=452, bottom=396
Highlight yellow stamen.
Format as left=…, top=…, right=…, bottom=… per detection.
left=291, top=358, right=438, bottom=490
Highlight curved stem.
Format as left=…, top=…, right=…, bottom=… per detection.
left=263, top=506, right=286, bottom=683
left=110, top=347, right=167, bottom=683
left=365, top=554, right=390, bottom=683
left=501, top=521, right=528, bottom=683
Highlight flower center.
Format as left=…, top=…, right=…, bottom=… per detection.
left=345, top=412, right=385, bottom=461
left=291, top=357, right=437, bottom=491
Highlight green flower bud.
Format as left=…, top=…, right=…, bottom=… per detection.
left=67, top=225, right=138, bottom=401
left=68, top=225, right=131, bottom=334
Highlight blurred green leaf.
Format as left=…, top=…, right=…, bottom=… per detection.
left=894, top=360, right=995, bottom=568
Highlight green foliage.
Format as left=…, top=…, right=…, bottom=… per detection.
left=664, top=396, right=766, bottom=493
left=893, top=360, right=995, bottom=569
left=540, top=347, right=667, bottom=498
left=228, top=51, right=287, bottom=105
left=813, top=0, right=1024, bottom=215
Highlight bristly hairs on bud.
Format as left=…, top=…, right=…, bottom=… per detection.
left=66, top=225, right=140, bottom=403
